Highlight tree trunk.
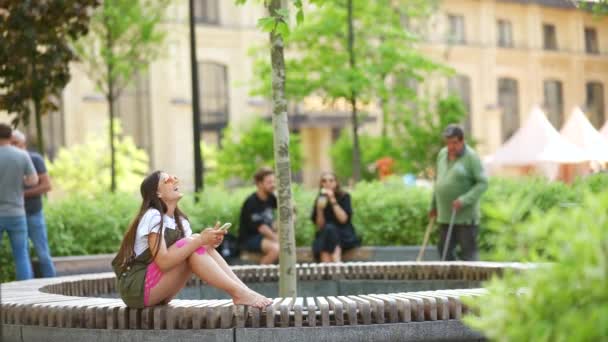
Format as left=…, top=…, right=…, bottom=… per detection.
left=380, top=73, right=388, bottom=138
left=31, top=50, right=45, bottom=155
left=105, top=8, right=116, bottom=192
left=268, top=0, right=297, bottom=298
left=380, top=96, right=387, bottom=138
left=108, top=90, right=116, bottom=192
left=347, top=0, right=361, bottom=182
left=33, top=97, right=45, bottom=155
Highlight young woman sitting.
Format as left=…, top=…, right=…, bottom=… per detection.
left=112, top=171, right=272, bottom=309
left=311, top=172, right=361, bottom=262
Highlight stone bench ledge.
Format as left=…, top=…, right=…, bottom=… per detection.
left=1, top=262, right=528, bottom=331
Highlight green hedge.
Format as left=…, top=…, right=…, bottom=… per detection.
left=0, top=193, right=139, bottom=282
left=2, top=174, right=607, bottom=282
left=464, top=188, right=608, bottom=341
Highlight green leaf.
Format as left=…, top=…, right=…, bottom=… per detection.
left=257, top=16, right=277, bottom=32
left=296, top=9, right=304, bottom=25
left=275, top=8, right=290, bottom=20
left=275, top=21, right=290, bottom=38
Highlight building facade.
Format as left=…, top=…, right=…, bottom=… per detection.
left=421, top=0, right=608, bottom=156
left=2, top=0, right=607, bottom=189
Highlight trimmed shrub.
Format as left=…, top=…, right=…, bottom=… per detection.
left=464, top=191, right=608, bottom=341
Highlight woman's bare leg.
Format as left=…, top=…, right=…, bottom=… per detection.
left=159, top=266, right=192, bottom=305
left=320, top=251, right=332, bottom=263
left=146, top=262, right=190, bottom=307
left=331, top=246, right=342, bottom=262
left=206, top=247, right=247, bottom=287
left=260, top=239, right=279, bottom=265
left=188, top=251, right=268, bottom=308
left=205, top=247, right=272, bottom=305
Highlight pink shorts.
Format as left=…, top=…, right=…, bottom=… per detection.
left=143, top=241, right=207, bottom=307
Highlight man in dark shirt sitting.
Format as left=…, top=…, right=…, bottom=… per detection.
left=238, top=167, right=279, bottom=264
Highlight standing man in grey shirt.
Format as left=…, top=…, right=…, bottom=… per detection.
left=0, top=123, right=38, bottom=280
left=12, top=130, right=56, bottom=277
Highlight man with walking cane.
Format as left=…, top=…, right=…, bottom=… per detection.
left=428, top=124, right=488, bottom=261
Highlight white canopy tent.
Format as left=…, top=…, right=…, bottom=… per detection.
left=487, top=107, right=589, bottom=181
left=601, top=121, right=608, bottom=140
left=560, top=107, right=608, bottom=162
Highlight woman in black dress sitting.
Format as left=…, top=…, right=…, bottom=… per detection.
left=311, top=172, right=360, bottom=262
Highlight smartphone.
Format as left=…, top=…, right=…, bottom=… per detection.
left=218, top=222, right=232, bottom=231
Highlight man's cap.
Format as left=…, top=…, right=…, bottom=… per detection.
left=442, top=124, right=464, bottom=139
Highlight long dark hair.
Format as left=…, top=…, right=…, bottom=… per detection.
left=318, top=171, right=345, bottom=198
left=114, top=171, right=188, bottom=272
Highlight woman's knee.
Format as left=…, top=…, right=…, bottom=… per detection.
left=261, top=239, right=279, bottom=254
left=268, top=242, right=279, bottom=257
left=187, top=249, right=208, bottom=264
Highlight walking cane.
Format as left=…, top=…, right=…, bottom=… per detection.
left=416, top=217, right=435, bottom=262
left=441, top=209, right=457, bottom=262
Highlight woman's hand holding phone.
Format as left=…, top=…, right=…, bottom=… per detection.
left=217, top=222, right=232, bottom=231
left=199, top=226, right=224, bottom=246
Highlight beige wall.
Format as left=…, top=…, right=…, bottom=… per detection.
left=3, top=0, right=607, bottom=189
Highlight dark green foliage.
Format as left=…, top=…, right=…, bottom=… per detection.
left=478, top=177, right=589, bottom=260
left=330, top=130, right=405, bottom=182
left=212, top=119, right=303, bottom=184
left=0, top=0, right=98, bottom=153
left=397, top=95, right=467, bottom=177
left=579, top=0, right=608, bottom=16
left=350, top=179, right=431, bottom=246
left=330, top=95, right=467, bottom=180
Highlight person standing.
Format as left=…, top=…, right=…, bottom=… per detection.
left=238, top=167, right=279, bottom=264
left=12, top=130, right=56, bottom=277
left=429, top=124, right=488, bottom=261
left=0, top=124, right=39, bottom=280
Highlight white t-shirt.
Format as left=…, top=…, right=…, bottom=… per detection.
left=133, top=209, right=193, bottom=257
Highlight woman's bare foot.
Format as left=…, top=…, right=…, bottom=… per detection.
left=245, top=288, right=273, bottom=306
left=232, top=290, right=271, bottom=309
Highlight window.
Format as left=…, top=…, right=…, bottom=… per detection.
left=199, top=62, right=229, bottom=130
left=585, top=27, right=599, bottom=54
left=544, top=80, right=564, bottom=128
left=586, top=82, right=605, bottom=129
left=543, top=23, right=557, bottom=50
left=497, top=20, right=513, bottom=48
left=194, top=0, right=219, bottom=25
left=498, top=78, right=519, bottom=142
left=448, top=75, right=472, bottom=134
left=447, top=14, right=465, bottom=44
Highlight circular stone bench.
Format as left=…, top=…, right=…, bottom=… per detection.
left=1, top=262, right=534, bottom=342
